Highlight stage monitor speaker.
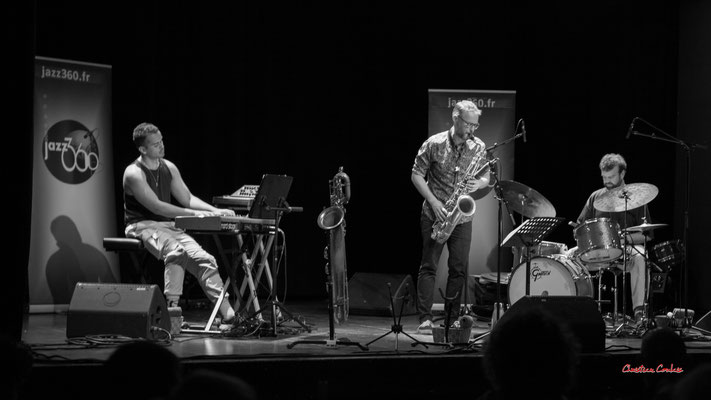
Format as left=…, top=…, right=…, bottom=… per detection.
left=693, top=310, right=711, bottom=334
left=500, top=296, right=605, bottom=353
left=66, top=282, right=170, bottom=340
left=348, top=273, right=416, bottom=316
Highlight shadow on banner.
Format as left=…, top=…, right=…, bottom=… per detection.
left=29, top=56, right=118, bottom=312
left=427, top=89, right=516, bottom=307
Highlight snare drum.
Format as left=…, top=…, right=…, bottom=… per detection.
left=507, top=254, right=593, bottom=306
left=574, top=218, right=622, bottom=263
left=653, top=240, right=684, bottom=272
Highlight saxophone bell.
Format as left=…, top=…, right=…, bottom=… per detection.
left=317, top=205, right=345, bottom=231
left=432, top=194, right=477, bottom=244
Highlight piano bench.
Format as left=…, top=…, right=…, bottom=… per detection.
left=103, top=237, right=152, bottom=284
left=103, top=237, right=145, bottom=252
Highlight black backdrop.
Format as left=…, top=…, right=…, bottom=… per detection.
left=7, top=1, right=709, bottom=339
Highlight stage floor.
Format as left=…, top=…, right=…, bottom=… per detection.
left=20, top=299, right=711, bottom=400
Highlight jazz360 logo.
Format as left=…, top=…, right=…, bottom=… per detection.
left=42, top=120, right=99, bottom=184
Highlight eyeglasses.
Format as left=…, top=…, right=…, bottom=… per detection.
left=458, top=116, right=480, bottom=130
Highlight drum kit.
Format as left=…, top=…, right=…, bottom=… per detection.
left=501, top=181, right=673, bottom=333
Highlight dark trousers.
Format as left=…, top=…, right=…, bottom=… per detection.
left=416, top=216, right=472, bottom=323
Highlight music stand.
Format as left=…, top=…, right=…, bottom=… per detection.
left=247, top=174, right=311, bottom=337
left=501, top=217, right=565, bottom=296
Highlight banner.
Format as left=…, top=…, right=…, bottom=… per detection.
left=427, top=89, right=517, bottom=305
left=29, top=56, right=118, bottom=312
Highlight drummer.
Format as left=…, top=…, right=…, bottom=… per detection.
left=572, top=153, right=652, bottom=324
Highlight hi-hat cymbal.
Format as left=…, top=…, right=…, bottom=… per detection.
left=593, top=183, right=659, bottom=212
left=498, top=180, right=556, bottom=218
left=622, top=222, right=668, bottom=232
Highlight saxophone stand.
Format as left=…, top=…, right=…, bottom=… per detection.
left=251, top=194, right=311, bottom=337
left=288, top=255, right=367, bottom=351
left=365, top=283, right=422, bottom=350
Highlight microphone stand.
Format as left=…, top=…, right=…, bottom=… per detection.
left=484, top=131, right=522, bottom=326
left=630, top=117, right=707, bottom=336
left=256, top=197, right=311, bottom=337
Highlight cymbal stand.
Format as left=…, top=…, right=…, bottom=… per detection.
left=630, top=117, right=707, bottom=336
left=626, top=231, right=664, bottom=335
left=613, top=192, right=636, bottom=336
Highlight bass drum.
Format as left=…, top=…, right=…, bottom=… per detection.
left=508, top=255, right=593, bottom=306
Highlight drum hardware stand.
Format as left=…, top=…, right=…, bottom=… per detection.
left=591, top=268, right=613, bottom=315
left=630, top=117, right=707, bottom=336
left=288, top=245, right=366, bottom=351
left=364, top=283, right=421, bottom=350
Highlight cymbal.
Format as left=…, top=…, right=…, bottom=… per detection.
left=622, top=222, right=668, bottom=232
left=498, top=180, right=556, bottom=218
left=593, top=183, right=659, bottom=212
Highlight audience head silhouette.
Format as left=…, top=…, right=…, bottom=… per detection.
left=170, top=369, right=257, bottom=400
left=0, top=335, right=33, bottom=400
left=639, top=327, right=688, bottom=399
left=672, top=362, right=711, bottom=400
left=482, top=306, right=580, bottom=400
left=104, top=340, right=182, bottom=400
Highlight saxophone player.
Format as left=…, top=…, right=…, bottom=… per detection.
left=411, top=100, right=490, bottom=334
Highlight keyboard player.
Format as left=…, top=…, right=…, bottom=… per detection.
left=122, top=122, right=237, bottom=328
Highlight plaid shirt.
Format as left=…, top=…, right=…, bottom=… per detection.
left=412, top=129, right=487, bottom=224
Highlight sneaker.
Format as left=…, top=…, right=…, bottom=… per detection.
left=417, top=320, right=434, bottom=334
left=218, top=316, right=236, bottom=331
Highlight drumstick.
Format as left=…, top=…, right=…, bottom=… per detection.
left=568, top=221, right=579, bottom=228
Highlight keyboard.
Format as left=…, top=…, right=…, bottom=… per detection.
left=175, top=215, right=276, bottom=233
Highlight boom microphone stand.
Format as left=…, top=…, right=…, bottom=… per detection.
left=253, top=197, right=311, bottom=337
left=484, top=127, right=524, bottom=325
left=629, top=117, right=708, bottom=334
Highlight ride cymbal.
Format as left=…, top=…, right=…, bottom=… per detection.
left=622, top=222, right=668, bottom=232
left=593, top=183, right=659, bottom=212
left=498, top=180, right=556, bottom=218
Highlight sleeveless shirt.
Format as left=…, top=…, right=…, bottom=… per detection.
left=124, top=159, right=173, bottom=225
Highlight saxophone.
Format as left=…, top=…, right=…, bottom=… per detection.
left=316, top=166, right=351, bottom=324
left=431, top=154, right=499, bottom=243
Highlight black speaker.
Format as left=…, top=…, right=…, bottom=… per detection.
left=348, top=273, right=417, bottom=316
left=694, top=311, right=711, bottom=334
left=501, top=296, right=606, bottom=353
left=66, top=282, right=170, bottom=339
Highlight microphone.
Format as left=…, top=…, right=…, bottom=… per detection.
left=626, top=117, right=636, bottom=139
left=521, top=119, right=527, bottom=143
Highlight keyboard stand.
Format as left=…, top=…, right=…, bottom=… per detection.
left=235, top=232, right=276, bottom=320
left=179, top=229, right=276, bottom=334
left=181, top=277, right=230, bottom=334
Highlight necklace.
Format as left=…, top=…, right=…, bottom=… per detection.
left=142, top=160, right=160, bottom=189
